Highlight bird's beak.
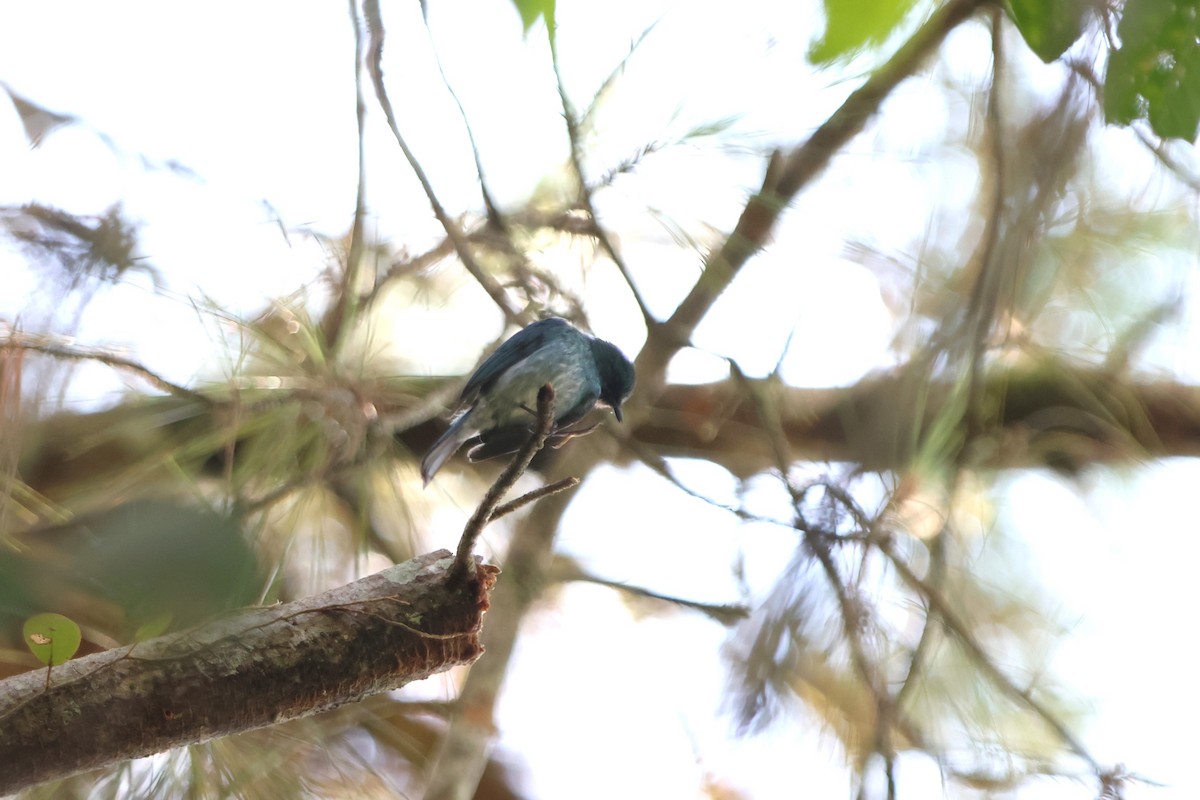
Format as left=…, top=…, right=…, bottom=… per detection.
left=613, top=405, right=623, bottom=423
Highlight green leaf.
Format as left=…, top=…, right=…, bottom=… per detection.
left=23, top=613, right=82, bottom=667
left=511, top=0, right=555, bottom=34
left=1006, top=0, right=1086, bottom=62
left=134, top=611, right=175, bottom=642
left=1104, top=45, right=1142, bottom=126
left=809, top=0, right=919, bottom=64
left=1104, top=0, right=1200, bottom=140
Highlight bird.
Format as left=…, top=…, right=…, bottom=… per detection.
left=420, top=317, right=636, bottom=485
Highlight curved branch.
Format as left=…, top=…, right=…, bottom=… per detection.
left=452, top=384, right=560, bottom=580
left=2, top=332, right=210, bottom=403
left=361, top=0, right=523, bottom=327
left=549, top=35, right=655, bottom=327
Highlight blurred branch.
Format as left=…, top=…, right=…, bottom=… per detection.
left=889, top=519, right=947, bottom=736
left=0, top=203, right=153, bottom=287
left=2, top=331, right=209, bottom=403
left=552, top=556, right=749, bottom=625
left=963, top=6, right=1009, bottom=439
left=15, top=364, right=1196, bottom=516
left=627, top=367, right=1194, bottom=477
left=420, top=9, right=504, bottom=229
left=577, top=21, right=660, bottom=134
left=744, top=363, right=900, bottom=796
left=361, top=0, right=524, bottom=327
left=322, top=0, right=372, bottom=351
left=873, top=533, right=1103, bottom=776
left=0, top=550, right=497, bottom=796
left=742, top=359, right=1106, bottom=790
left=549, top=34, right=654, bottom=327
left=363, top=236, right=456, bottom=310
left=637, top=0, right=995, bottom=396
left=795, top=495, right=898, bottom=799
left=452, top=384, right=561, bottom=581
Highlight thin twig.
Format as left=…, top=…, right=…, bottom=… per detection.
left=420, top=11, right=505, bottom=230
left=324, top=0, right=371, bottom=353
left=577, top=21, right=660, bottom=134
left=3, top=333, right=209, bottom=403
left=642, top=0, right=995, bottom=390
left=740, top=356, right=901, bottom=794
left=361, top=0, right=523, bottom=327
left=362, top=237, right=455, bottom=308
left=549, top=34, right=655, bottom=328
left=890, top=517, right=947, bottom=720
left=962, top=5, right=1008, bottom=441
left=451, top=384, right=559, bottom=580
left=875, top=534, right=1103, bottom=774
left=488, top=476, right=579, bottom=521
left=556, top=561, right=749, bottom=625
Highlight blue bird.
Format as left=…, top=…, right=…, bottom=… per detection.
left=421, top=317, right=636, bottom=485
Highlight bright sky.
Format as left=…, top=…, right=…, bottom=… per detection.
left=3, top=1, right=1199, bottom=798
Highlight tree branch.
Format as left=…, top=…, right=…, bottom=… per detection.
left=361, top=0, right=524, bottom=327
left=628, top=368, right=1199, bottom=476
left=638, top=0, right=994, bottom=396
left=321, top=0, right=372, bottom=353
left=488, top=476, right=580, bottom=522
left=2, top=331, right=210, bottom=403
left=549, top=33, right=655, bottom=327
left=0, top=550, right=497, bottom=795
left=452, top=384, right=559, bottom=580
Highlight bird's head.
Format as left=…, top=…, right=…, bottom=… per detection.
left=591, top=339, right=636, bottom=422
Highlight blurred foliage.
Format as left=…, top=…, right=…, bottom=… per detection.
left=812, top=0, right=1200, bottom=140
left=0, top=500, right=261, bottom=673
left=0, top=203, right=157, bottom=290
left=1006, top=0, right=1087, bottom=62
left=1105, top=0, right=1200, bottom=139
left=810, top=0, right=922, bottom=63
left=510, top=0, right=556, bottom=34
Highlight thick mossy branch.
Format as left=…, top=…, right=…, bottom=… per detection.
left=0, top=550, right=498, bottom=796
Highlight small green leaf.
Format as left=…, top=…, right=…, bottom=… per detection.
left=23, top=613, right=82, bottom=667
left=1007, top=0, right=1086, bottom=62
left=809, top=0, right=919, bottom=64
left=511, top=0, right=555, bottom=34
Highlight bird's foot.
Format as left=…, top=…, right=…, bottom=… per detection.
left=547, top=421, right=601, bottom=449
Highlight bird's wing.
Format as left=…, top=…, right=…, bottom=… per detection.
left=460, top=317, right=571, bottom=401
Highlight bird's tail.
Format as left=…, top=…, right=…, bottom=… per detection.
left=420, top=413, right=475, bottom=486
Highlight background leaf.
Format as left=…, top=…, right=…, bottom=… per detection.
left=810, top=0, right=919, bottom=63
left=1006, top=0, right=1087, bottom=62
left=511, top=0, right=556, bottom=34
left=1104, top=0, right=1200, bottom=139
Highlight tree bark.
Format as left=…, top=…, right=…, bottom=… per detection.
left=0, top=550, right=497, bottom=795
left=632, top=369, right=1200, bottom=476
